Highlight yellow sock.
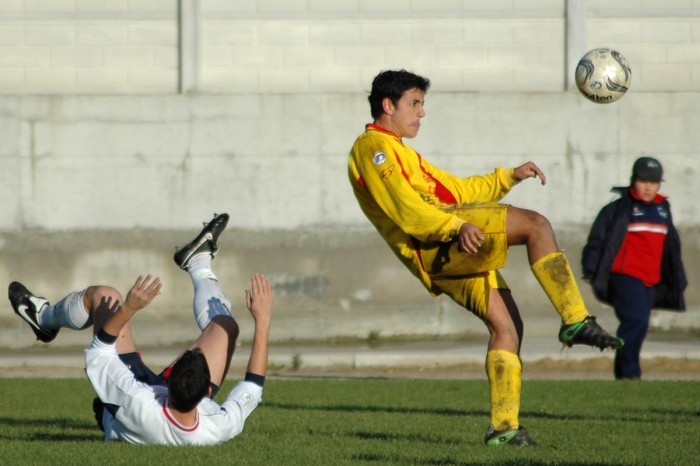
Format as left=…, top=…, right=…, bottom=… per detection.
left=486, top=349, right=521, bottom=431
left=531, top=251, right=589, bottom=325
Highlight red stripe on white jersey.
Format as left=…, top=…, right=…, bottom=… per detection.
left=163, top=400, right=199, bottom=432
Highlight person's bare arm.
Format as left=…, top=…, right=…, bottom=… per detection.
left=245, top=274, right=273, bottom=377
left=101, top=275, right=162, bottom=337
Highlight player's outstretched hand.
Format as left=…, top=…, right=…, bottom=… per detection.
left=513, top=161, right=547, bottom=186
left=246, top=274, right=273, bottom=324
left=123, top=275, right=162, bottom=313
left=458, top=222, right=484, bottom=254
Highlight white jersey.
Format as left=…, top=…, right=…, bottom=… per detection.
left=85, top=335, right=263, bottom=445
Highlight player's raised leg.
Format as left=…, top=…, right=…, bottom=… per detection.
left=505, top=205, right=622, bottom=351
left=173, top=213, right=239, bottom=386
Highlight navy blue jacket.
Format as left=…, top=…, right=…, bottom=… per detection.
left=582, top=187, right=687, bottom=311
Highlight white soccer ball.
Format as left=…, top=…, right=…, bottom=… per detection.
left=575, top=48, right=632, bottom=104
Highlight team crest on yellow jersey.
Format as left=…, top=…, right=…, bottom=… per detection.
left=373, top=152, right=387, bottom=165
left=381, top=165, right=395, bottom=180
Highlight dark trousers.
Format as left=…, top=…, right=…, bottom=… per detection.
left=608, top=274, right=654, bottom=379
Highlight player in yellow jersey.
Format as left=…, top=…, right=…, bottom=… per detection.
left=348, top=70, right=623, bottom=447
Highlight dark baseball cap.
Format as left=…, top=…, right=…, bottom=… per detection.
left=632, top=157, right=663, bottom=182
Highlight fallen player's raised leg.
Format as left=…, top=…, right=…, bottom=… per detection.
left=178, top=253, right=239, bottom=386
left=87, top=286, right=138, bottom=353
left=170, top=212, right=238, bottom=386
left=8, top=278, right=138, bottom=352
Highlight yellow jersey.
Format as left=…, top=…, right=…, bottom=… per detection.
left=348, top=123, right=519, bottom=293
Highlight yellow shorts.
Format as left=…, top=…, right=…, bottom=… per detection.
left=431, top=270, right=509, bottom=321
left=418, top=202, right=510, bottom=320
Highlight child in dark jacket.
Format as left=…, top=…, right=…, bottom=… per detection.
left=582, top=157, right=687, bottom=380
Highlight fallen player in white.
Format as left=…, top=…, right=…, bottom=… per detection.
left=8, top=213, right=273, bottom=445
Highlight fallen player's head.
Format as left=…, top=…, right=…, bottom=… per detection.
left=168, top=348, right=211, bottom=412
left=368, top=69, right=431, bottom=120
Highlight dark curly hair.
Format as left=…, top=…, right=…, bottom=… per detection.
left=168, top=348, right=210, bottom=412
left=368, top=70, right=431, bottom=119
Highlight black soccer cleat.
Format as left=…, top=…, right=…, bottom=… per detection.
left=174, top=213, right=230, bottom=270
left=8, top=281, right=58, bottom=343
left=93, top=397, right=105, bottom=432
left=558, top=316, right=623, bottom=351
left=484, top=424, right=538, bottom=447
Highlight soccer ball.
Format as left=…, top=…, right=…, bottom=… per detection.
left=575, top=48, right=631, bottom=104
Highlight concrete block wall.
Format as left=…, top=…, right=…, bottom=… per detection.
left=2, top=2, right=700, bottom=93
left=2, top=91, right=698, bottom=233
left=0, top=0, right=178, bottom=93
left=178, top=1, right=700, bottom=94
left=201, top=1, right=567, bottom=92
left=588, top=1, right=700, bottom=90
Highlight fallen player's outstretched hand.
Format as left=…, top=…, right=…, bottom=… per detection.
left=246, top=274, right=273, bottom=323
left=513, top=161, right=547, bottom=186
left=101, top=275, right=162, bottom=337
left=123, top=275, right=162, bottom=313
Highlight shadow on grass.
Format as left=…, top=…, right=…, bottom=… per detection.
left=0, top=432, right=102, bottom=442
left=352, top=454, right=471, bottom=465
left=265, top=402, right=488, bottom=418
left=352, top=453, right=614, bottom=465
left=0, top=417, right=95, bottom=430
left=648, top=407, right=700, bottom=417
left=0, top=417, right=101, bottom=442
left=307, top=428, right=464, bottom=446
left=350, top=430, right=463, bottom=445
left=266, top=402, right=699, bottom=423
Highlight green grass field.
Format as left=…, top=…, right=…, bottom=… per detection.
left=0, top=377, right=697, bottom=465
